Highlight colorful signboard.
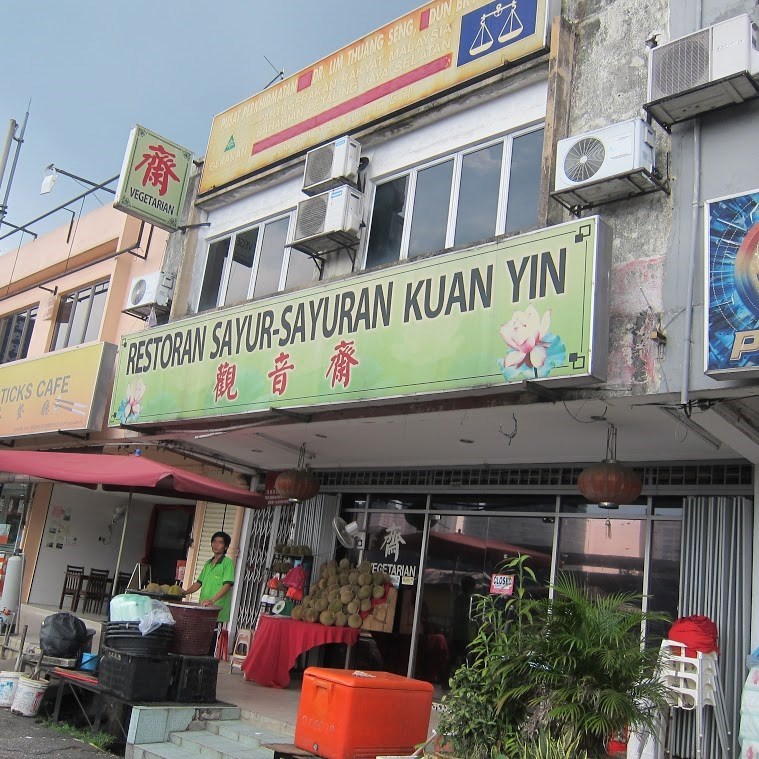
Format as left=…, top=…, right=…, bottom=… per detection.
left=199, top=0, right=552, bottom=195
left=490, top=573, right=515, bottom=595
left=114, top=125, right=193, bottom=232
left=0, top=343, right=116, bottom=437
left=705, top=189, right=759, bottom=378
left=109, top=218, right=608, bottom=427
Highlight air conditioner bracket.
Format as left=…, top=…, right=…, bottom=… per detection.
left=550, top=167, right=670, bottom=217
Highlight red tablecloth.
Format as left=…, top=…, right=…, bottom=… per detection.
left=242, top=615, right=360, bottom=688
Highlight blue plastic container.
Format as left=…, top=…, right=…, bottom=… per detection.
left=79, top=653, right=99, bottom=672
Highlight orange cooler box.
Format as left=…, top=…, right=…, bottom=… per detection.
left=295, top=667, right=434, bottom=759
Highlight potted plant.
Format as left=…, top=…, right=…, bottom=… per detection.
left=435, top=556, right=672, bottom=759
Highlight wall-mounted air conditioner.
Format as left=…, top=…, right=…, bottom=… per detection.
left=291, top=186, right=364, bottom=257
left=302, top=137, right=361, bottom=196
left=646, top=14, right=759, bottom=128
left=552, top=119, right=661, bottom=210
left=124, top=271, right=174, bottom=316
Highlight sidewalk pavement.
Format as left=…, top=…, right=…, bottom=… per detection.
left=0, top=706, right=108, bottom=757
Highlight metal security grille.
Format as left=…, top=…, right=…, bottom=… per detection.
left=187, top=503, right=233, bottom=600
left=669, top=496, right=752, bottom=758
left=317, top=463, right=752, bottom=493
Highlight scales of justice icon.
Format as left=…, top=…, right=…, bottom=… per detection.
left=469, top=1, right=525, bottom=56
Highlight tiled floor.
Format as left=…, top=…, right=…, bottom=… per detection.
left=215, top=667, right=442, bottom=737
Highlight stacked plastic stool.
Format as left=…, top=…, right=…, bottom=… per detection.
left=658, top=639, right=731, bottom=758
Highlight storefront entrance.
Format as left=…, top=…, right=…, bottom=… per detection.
left=334, top=492, right=683, bottom=688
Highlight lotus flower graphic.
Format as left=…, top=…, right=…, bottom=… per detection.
left=116, top=379, right=147, bottom=424
left=497, top=305, right=566, bottom=380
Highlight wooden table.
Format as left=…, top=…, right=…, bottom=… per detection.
left=242, top=615, right=360, bottom=688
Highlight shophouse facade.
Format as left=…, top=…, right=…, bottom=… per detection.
left=102, top=0, right=759, bottom=754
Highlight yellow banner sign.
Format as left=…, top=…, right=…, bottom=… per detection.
left=0, top=343, right=116, bottom=437
left=200, top=0, right=550, bottom=195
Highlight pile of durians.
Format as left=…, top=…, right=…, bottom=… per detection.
left=291, top=557, right=391, bottom=628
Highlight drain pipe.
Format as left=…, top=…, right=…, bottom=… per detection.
left=679, top=0, right=703, bottom=409
left=679, top=120, right=701, bottom=408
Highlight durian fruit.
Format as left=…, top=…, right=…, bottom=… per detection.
left=168, top=584, right=184, bottom=597
left=320, top=610, right=336, bottom=626
left=291, top=605, right=304, bottom=621
left=301, top=594, right=312, bottom=608
left=160, top=584, right=172, bottom=595
left=327, top=589, right=340, bottom=603
left=358, top=585, right=372, bottom=600
left=360, top=598, right=373, bottom=612
left=338, top=558, right=351, bottom=570
left=334, top=611, right=348, bottom=627
left=348, top=613, right=363, bottom=629
left=305, top=608, right=319, bottom=623
left=145, top=582, right=161, bottom=594
left=339, top=572, right=350, bottom=586
left=318, top=578, right=328, bottom=590
left=339, top=588, right=354, bottom=605
left=315, top=598, right=329, bottom=612
left=358, top=573, right=372, bottom=587
left=329, top=599, right=343, bottom=613
left=372, top=585, right=385, bottom=599
left=383, top=572, right=392, bottom=584
left=358, top=561, right=371, bottom=574
left=347, top=600, right=360, bottom=615
left=348, top=571, right=360, bottom=585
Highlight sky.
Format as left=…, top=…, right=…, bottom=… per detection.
left=0, top=0, right=423, bottom=253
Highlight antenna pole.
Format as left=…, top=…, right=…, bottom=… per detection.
left=0, top=105, right=30, bottom=233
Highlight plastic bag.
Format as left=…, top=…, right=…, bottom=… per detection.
left=40, top=612, right=89, bottom=657
left=138, top=600, right=176, bottom=636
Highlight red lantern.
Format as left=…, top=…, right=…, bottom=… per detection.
left=577, top=424, right=642, bottom=509
left=274, top=468, right=320, bottom=502
left=577, top=460, right=642, bottom=509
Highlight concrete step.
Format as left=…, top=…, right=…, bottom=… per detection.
left=205, top=720, right=293, bottom=748
left=132, top=743, right=200, bottom=759
left=170, top=728, right=276, bottom=758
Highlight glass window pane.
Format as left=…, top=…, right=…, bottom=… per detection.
left=51, top=297, right=73, bottom=351
left=408, top=161, right=454, bottom=258
left=366, top=176, right=409, bottom=269
left=454, top=143, right=503, bottom=246
left=505, top=128, right=544, bottom=234
left=224, top=228, right=258, bottom=306
left=252, top=217, right=289, bottom=299
left=68, top=290, right=90, bottom=346
left=0, top=309, right=35, bottom=364
left=557, top=516, right=645, bottom=599
left=285, top=248, right=319, bottom=290
left=82, top=284, right=108, bottom=344
left=647, top=520, right=681, bottom=640
left=199, top=238, right=230, bottom=312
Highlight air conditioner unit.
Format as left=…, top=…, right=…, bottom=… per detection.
left=291, top=186, right=364, bottom=257
left=125, top=271, right=174, bottom=315
left=552, top=119, right=658, bottom=209
left=646, top=14, right=759, bottom=128
left=302, top=137, right=361, bottom=196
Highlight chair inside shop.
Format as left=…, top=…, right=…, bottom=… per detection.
left=112, top=570, right=131, bottom=598
left=79, top=569, right=111, bottom=615
left=58, top=565, right=85, bottom=611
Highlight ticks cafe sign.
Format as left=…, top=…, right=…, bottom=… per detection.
left=109, top=218, right=609, bottom=427
left=0, top=343, right=116, bottom=437
left=200, top=0, right=553, bottom=194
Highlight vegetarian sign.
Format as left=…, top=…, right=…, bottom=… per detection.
left=109, top=218, right=608, bottom=426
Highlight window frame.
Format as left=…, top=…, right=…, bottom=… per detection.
left=363, top=123, right=544, bottom=269
left=50, top=280, right=109, bottom=351
left=198, top=210, right=313, bottom=312
left=0, top=305, right=38, bottom=365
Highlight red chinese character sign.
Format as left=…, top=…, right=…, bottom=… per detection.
left=114, top=125, right=193, bottom=232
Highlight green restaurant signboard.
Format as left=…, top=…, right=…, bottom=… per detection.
left=113, top=125, right=193, bottom=232
left=109, top=218, right=609, bottom=427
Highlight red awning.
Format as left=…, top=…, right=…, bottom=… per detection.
left=0, top=450, right=267, bottom=509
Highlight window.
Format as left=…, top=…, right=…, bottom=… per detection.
left=0, top=306, right=37, bottom=364
left=365, top=127, right=544, bottom=269
left=198, top=212, right=320, bottom=313
left=51, top=280, right=108, bottom=351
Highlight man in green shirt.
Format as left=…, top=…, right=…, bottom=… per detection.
left=183, top=531, right=235, bottom=624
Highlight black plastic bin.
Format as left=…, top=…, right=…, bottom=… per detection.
left=168, top=653, right=218, bottom=703
left=102, top=622, right=174, bottom=656
left=98, top=646, right=173, bottom=701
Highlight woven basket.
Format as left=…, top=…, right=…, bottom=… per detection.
left=167, top=602, right=220, bottom=656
